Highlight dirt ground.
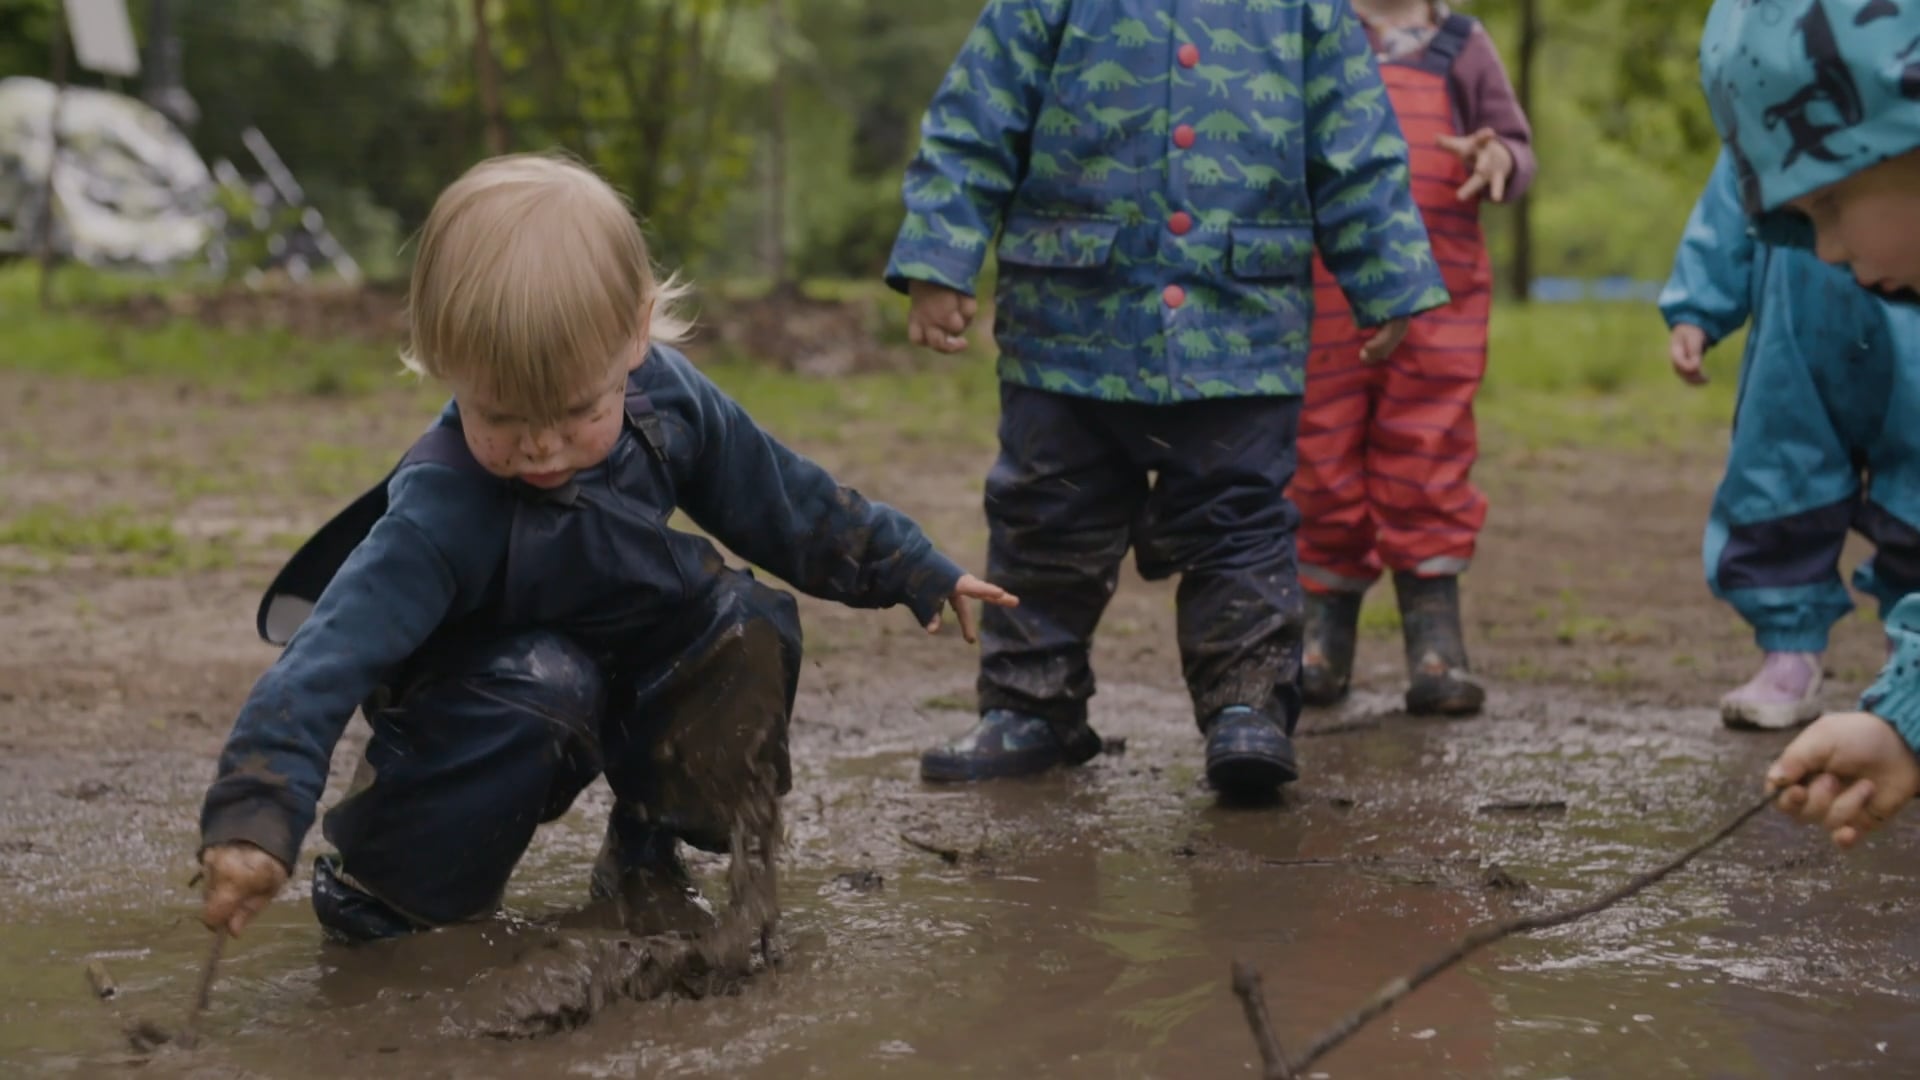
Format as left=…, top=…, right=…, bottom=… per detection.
left=1, top=316, right=1914, bottom=1077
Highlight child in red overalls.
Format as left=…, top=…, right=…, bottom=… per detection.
left=1290, top=0, right=1535, bottom=716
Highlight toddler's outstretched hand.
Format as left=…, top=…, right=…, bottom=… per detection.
left=1668, top=324, right=1709, bottom=385
left=926, top=573, right=1019, bottom=645
left=1767, top=711, right=1920, bottom=849
left=1436, top=128, right=1516, bottom=203
left=908, top=281, right=979, bottom=354
left=200, top=841, right=290, bottom=936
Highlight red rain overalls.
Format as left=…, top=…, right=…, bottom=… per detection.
left=1292, top=14, right=1491, bottom=594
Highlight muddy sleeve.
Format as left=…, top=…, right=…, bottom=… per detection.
left=1657, top=148, right=1755, bottom=344
left=667, top=357, right=965, bottom=624
left=1862, top=596, right=1920, bottom=755
left=1304, top=1, right=1451, bottom=327
left=1452, top=23, right=1536, bottom=203
left=198, top=464, right=509, bottom=869
left=882, top=0, right=1069, bottom=296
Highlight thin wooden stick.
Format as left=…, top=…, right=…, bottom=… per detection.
left=175, top=928, right=227, bottom=1049
left=1259, top=790, right=1774, bottom=1074
left=1230, top=959, right=1294, bottom=1079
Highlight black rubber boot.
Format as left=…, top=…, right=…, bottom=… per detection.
left=919, top=709, right=1104, bottom=783
left=1301, top=589, right=1364, bottom=706
left=589, top=814, right=716, bottom=937
left=312, top=854, right=424, bottom=944
left=1394, top=572, right=1485, bottom=716
left=1203, top=706, right=1299, bottom=797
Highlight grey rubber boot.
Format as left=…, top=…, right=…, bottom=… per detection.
left=1394, top=572, right=1486, bottom=716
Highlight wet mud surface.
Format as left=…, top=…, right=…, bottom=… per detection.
left=3, top=368, right=1916, bottom=1078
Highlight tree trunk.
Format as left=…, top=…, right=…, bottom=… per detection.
left=472, top=0, right=508, bottom=155
left=1511, top=0, right=1537, bottom=302
left=765, top=0, right=794, bottom=296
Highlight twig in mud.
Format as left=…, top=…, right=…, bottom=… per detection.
left=1478, top=799, right=1569, bottom=814
left=175, top=928, right=227, bottom=1049
left=1295, top=718, right=1382, bottom=738
left=899, top=832, right=964, bottom=865
left=1253, top=790, right=1775, bottom=1075
left=1230, top=960, right=1294, bottom=1080
left=1262, top=854, right=1477, bottom=869
left=85, top=960, right=118, bottom=1000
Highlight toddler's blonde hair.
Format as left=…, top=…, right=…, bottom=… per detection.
left=401, top=152, right=691, bottom=424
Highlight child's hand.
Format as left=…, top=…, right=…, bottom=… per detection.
left=1360, top=317, right=1410, bottom=363
left=200, top=841, right=290, bottom=936
left=1668, top=324, right=1710, bottom=385
left=908, top=281, right=979, bottom=354
left=1766, top=711, right=1920, bottom=849
left=1436, top=129, right=1517, bottom=203
left=926, top=573, right=1019, bottom=644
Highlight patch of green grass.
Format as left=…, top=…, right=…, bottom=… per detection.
left=0, top=504, right=238, bottom=575
left=295, top=443, right=396, bottom=497
left=1357, top=592, right=1401, bottom=637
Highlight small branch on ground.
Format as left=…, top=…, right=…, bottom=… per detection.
left=1478, top=799, right=1569, bottom=814
left=1243, top=790, right=1774, bottom=1075
left=899, top=832, right=964, bottom=864
left=1230, top=959, right=1294, bottom=1080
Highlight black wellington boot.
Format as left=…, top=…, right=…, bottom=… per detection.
left=1394, top=572, right=1486, bottom=716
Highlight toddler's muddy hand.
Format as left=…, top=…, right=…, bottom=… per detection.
left=925, top=574, right=1020, bottom=645
left=200, top=841, right=290, bottom=937
left=1766, top=711, right=1920, bottom=849
left=1359, top=317, right=1409, bottom=363
left=907, top=281, right=978, bottom=354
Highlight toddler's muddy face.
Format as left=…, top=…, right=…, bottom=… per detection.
left=450, top=352, right=639, bottom=489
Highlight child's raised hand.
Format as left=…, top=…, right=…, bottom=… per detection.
left=907, top=281, right=979, bottom=354
left=1668, top=324, right=1710, bottom=385
left=1359, top=317, right=1410, bottom=363
left=1766, top=711, right=1920, bottom=849
left=1436, top=128, right=1517, bottom=203
left=925, top=573, right=1019, bottom=644
left=200, top=841, right=290, bottom=936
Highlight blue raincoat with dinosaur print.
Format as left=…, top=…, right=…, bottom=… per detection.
left=885, top=0, right=1450, bottom=403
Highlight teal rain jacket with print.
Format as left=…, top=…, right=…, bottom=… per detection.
left=885, top=0, right=1450, bottom=403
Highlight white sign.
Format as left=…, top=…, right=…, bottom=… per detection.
left=64, top=0, right=141, bottom=78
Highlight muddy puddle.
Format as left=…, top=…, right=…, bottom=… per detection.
left=5, top=682, right=1919, bottom=1078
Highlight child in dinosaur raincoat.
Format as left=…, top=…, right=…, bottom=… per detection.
left=1660, top=145, right=1920, bottom=732
left=885, top=0, right=1449, bottom=797
left=1289, top=0, right=1534, bottom=718
left=1692, top=0, right=1920, bottom=848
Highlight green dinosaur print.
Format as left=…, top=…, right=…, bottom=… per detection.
left=1037, top=104, right=1079, bottom=136
left=1139, top=371, right=1173, bottom=400
left=1196, top=19, right=1259, bottom=54
left=1321, top=143, right=1364, bottom=174
left=1308, top=2, right=1338, bottom=32
left=1270, top=32, right=1304, bottom=61
left=1313, top=108, right=1354, bottom=143
left=1243, top=238, right=1297, bottom=266
left=1109, top=198, right=1148, bottom=226
left=1094, top=374, right=1131, bottom=400
left=1149, top=191, right=1173, bottom=218
left=1006, top=281, right=1044, bottom=308
left=1059, top=20, right=1104, bottom=45
left=1182, top=155, right=1232, bottom=185
left=965, top=26, right=1002, bottom=62
left=1253, top=113, right=1303, bottom=150
left=1088, top=103, right=1154, bottom=138
left=1414, top=283, right=1451, bottom=309
left=1304, top=74, right=1340, bottom=105
left=945, top=67, right=973, bottom=95
left=1135, top=291, right=1169, bottom=315
left=1037, top=368, right=1090, bottom=394
left=1343, top=52, right=1375, bottom=84
left=1351, top=254, right=1397, bottom=286
left=1249, top=0, right=1291, bottom=13
left=1048, top=328, right=1110, bottom=351
left=1152, top=11, right=1193, bottom=45
left=937, top=110, right=983, bottom=144
left=1384, top=206, right=1421, bottom=231
left=1144, top=106, right=1192, bottom=136
left=1023, top=231, right=1067, bottom=263
left=1230, top=157, right=1286, bottom=188
left=1346, top=84, right=1387, bottom=120
left=1008, top=41, right=1047, bottom=78
left=986, top=85, right=1023, bottom=117
left=1223, top=330, right=1254, bottom=356
left=1080, top=61, right=1161, bottom=92
left=969, top=157, right=1015, bottom=188
left=938, top=216, right=988, bottom=251
left=1194, top=110, right=1253, bottom=141
left=1112, top=17, right=1163, bottom=47
left=1036, top=0, right=1068, bottom=15
left=1323, top=172, right=1384, bottom=212
left=909, top=172, right=960, bottom=201
left=1045, top=282, right=1104, bottom=319
left=1029, top=151, right=1069, bottom=181
left=1019, top=8, right=1050, bottom=39
left=1193, top=64, right=1248, bottom=97
left=1069, top=232, right=1109, bottom=263
left=1390, top=239, right=1434, bottom=269
left=1069, top=153, right=1141, bottom=182
left=1186, top=377, right=1240, bottom=397
left=1371, top=132, right=1408, bottom=159
left=1172, top=239, right=1226, bottom=269
left=892, top=261, right=960, bottom=287
left=1199, top=207, right=1236, bottom=233
left=1280, top=328, right=1312, bottom=353
left=1097, top=292, right=1127, bottom=321
left=1329, top=217, right=1368, bottom=254
left=1253, top=373, right=1298, bottom=396
left=899, top=213, right=932, bottom=242
left=1178, top=330, right=1221, bottom=360
left=1246, top=72, right=1302, bottom=103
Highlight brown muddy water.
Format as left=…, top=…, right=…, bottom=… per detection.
left=5, top=683, right=1919, bottom=1079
